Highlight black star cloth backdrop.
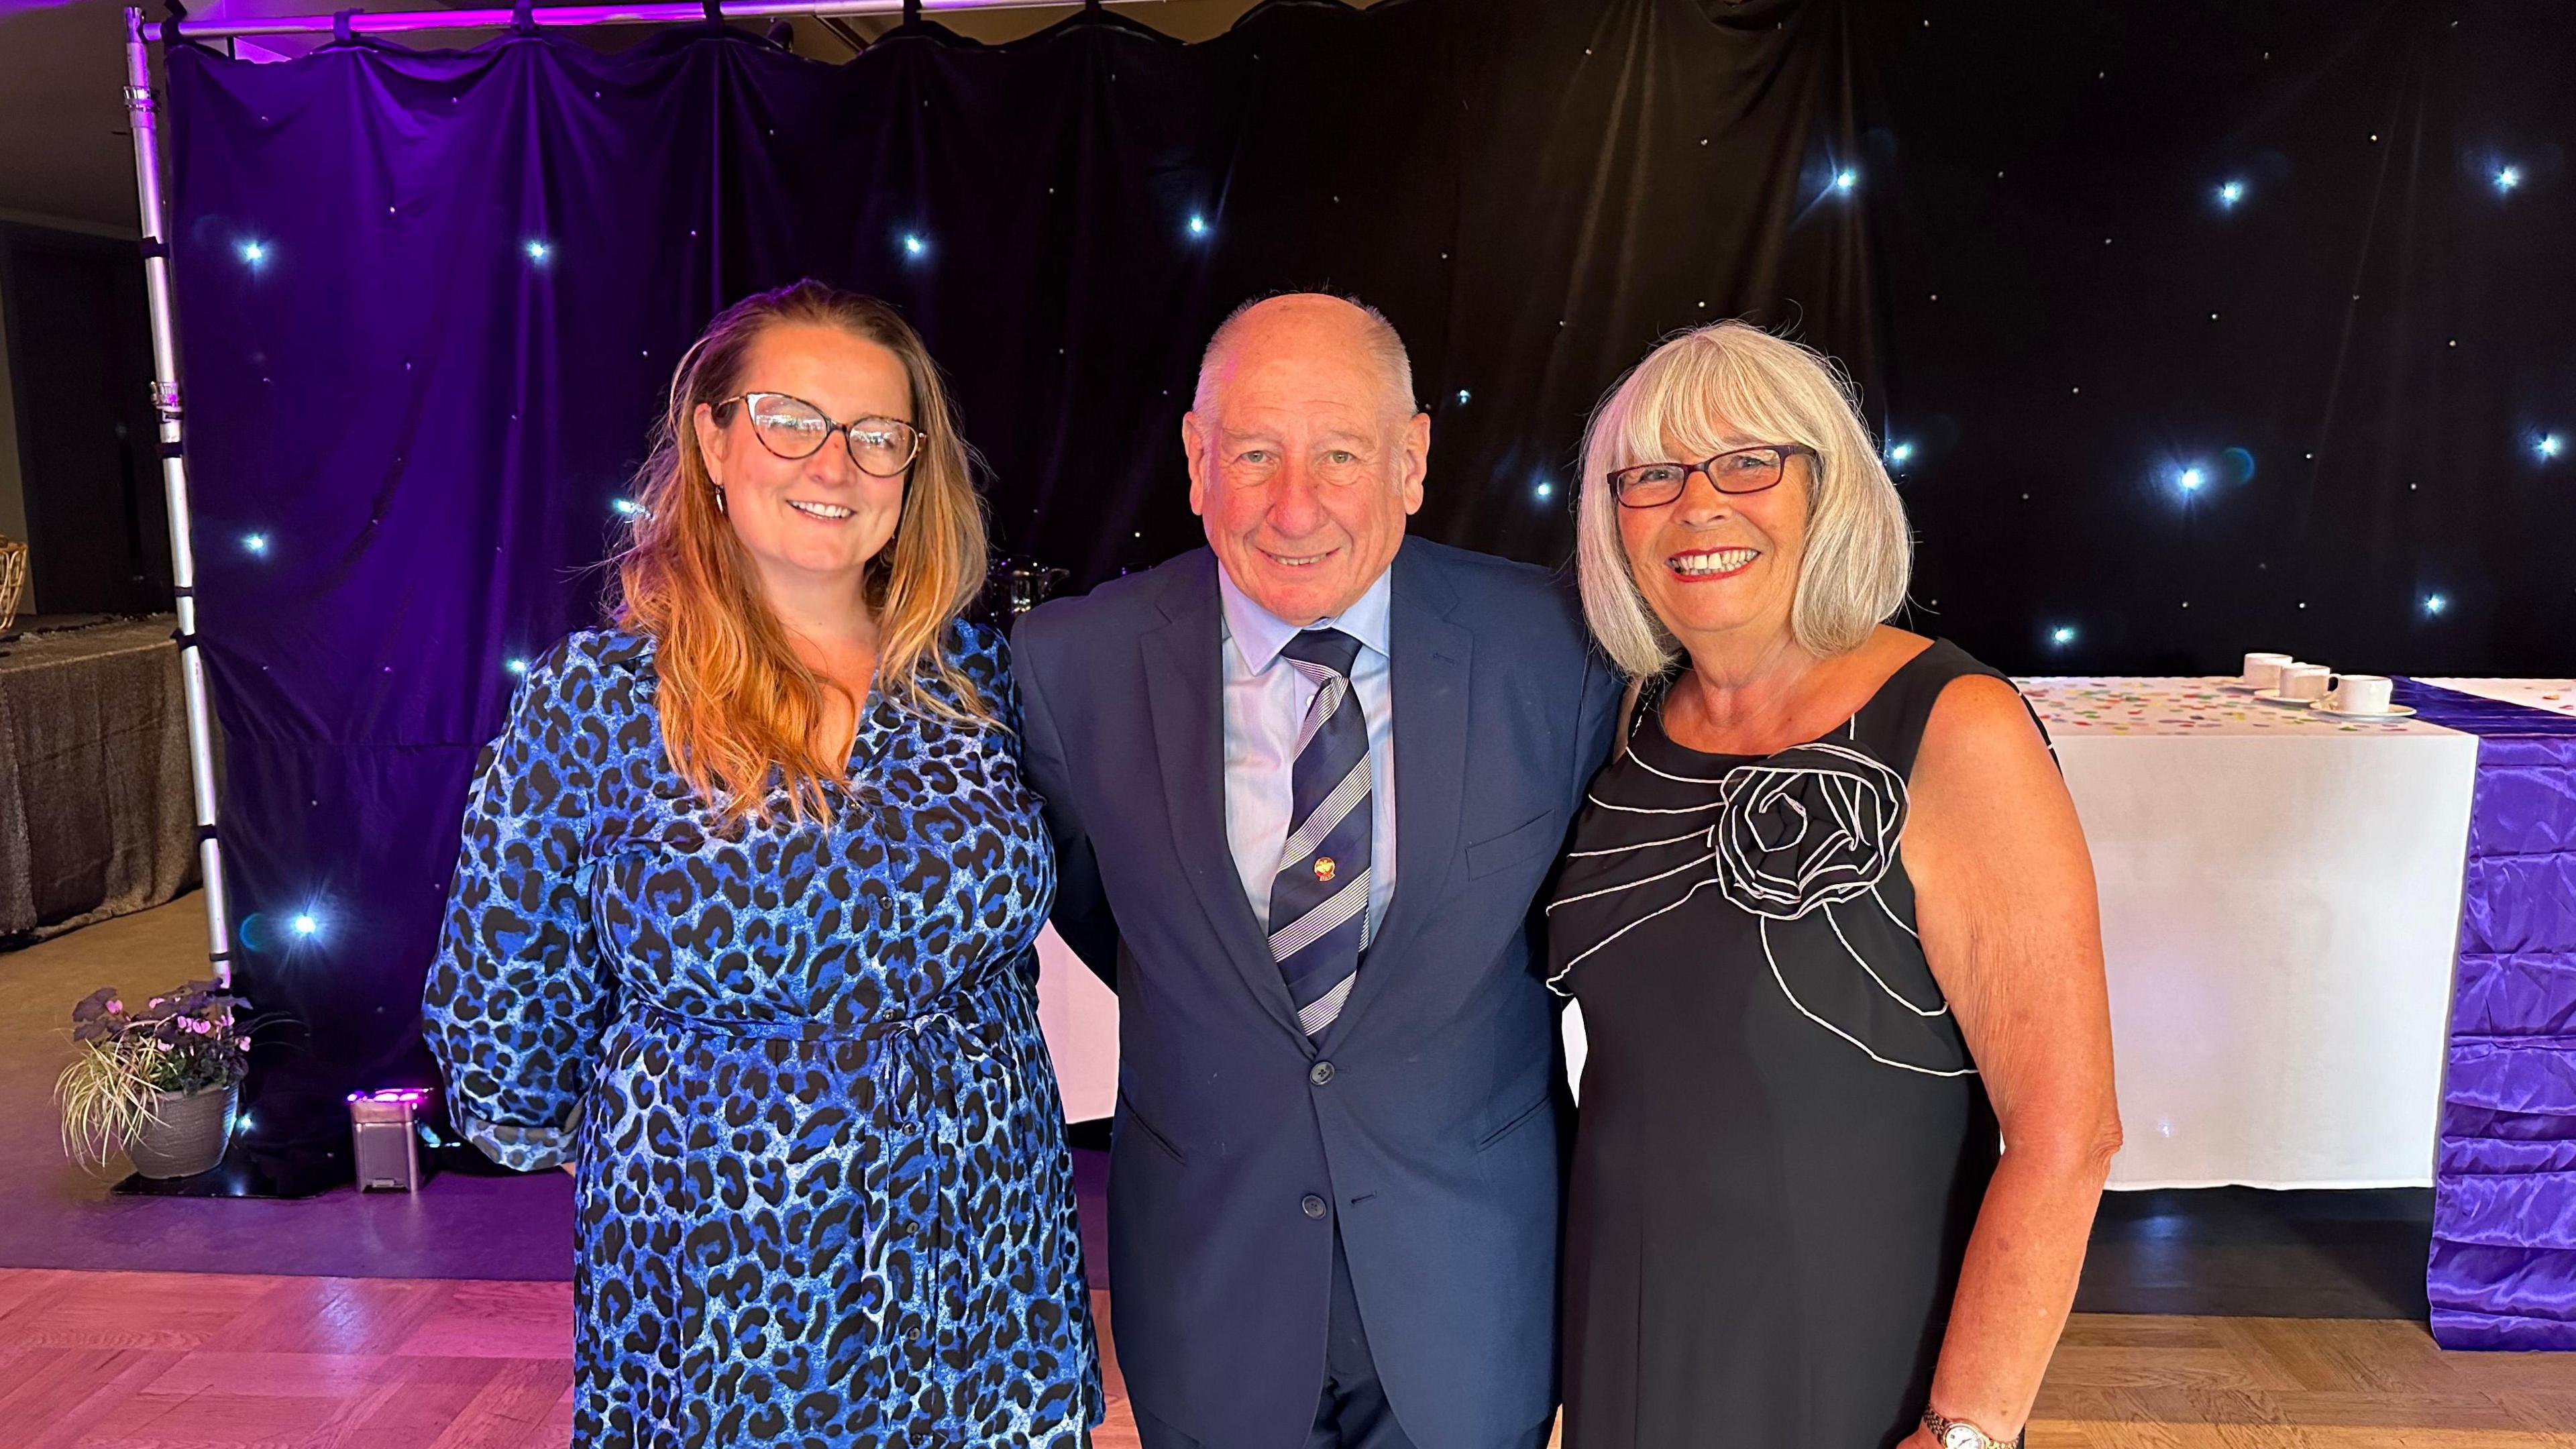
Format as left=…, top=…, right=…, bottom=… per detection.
left=162, top=0, right=2572, bottom=1185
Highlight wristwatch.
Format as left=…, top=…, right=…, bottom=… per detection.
left=1922, top=1407, right=2023, bottom=1449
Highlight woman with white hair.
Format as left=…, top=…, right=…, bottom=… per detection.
left=1546, top=323, right=2121, bottom=1449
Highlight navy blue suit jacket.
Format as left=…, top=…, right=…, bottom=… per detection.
left=1012, top=539, right=1621, bottom=1449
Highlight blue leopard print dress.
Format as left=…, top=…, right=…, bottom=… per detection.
left=423, top=620, right=1102, bottom=1447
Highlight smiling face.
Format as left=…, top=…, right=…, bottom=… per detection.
left=692, top=321, right=912, bottom=603
left=1185, top=297, right=1428, bottom=625
left=1615, top=430, right=1813, bottom=653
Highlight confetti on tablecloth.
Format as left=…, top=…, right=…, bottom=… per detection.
left=2009, top=677, right=2461, bottom=736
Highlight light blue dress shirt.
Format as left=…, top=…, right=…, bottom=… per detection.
left=1218, top=563, right=1397, bottom=944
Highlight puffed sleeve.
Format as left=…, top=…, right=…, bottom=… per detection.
left=422, top=637, right=618, bottom=1171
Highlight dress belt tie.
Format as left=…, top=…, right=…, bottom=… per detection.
left=626, top=993, right=1012, bottom=1360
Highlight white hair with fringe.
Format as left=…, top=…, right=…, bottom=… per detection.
left=1574, top=321, right=1911, bottom=679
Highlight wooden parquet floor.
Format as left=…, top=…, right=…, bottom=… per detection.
left=0, top=1269, right=2569, bottom=1448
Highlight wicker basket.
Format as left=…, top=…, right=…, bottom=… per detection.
left=0, top=535, right=25, bottom=634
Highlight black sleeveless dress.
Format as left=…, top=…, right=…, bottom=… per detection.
left=1548, top=641, right=2013, bottom=1448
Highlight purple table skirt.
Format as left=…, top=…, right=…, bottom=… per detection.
left=2395, top=680, right=2576, bottom=1351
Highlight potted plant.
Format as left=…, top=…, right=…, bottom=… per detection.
left=56, top=979, right=251, bottom=1179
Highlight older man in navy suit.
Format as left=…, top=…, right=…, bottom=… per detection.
left=1012, top=294, right=1621, bottom=1449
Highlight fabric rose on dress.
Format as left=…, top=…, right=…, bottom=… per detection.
left=1713, top=741, right=1909, bottom=920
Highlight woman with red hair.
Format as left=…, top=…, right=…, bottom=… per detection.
left=425, top=280, right=1099, bottom=1446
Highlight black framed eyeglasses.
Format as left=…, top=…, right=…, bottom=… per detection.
left=1607, top=443, right=1814, bottom=508
left=716, top=392, right=924, bottom=478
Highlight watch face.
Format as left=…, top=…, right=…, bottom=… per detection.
left=1943, top=1426, right=1984, bottom=1449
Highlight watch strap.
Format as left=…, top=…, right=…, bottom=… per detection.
left=1922, top=1407, right=2025, bottom=1449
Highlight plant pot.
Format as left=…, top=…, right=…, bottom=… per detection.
left=128, top=1083, right=238, bottom=1179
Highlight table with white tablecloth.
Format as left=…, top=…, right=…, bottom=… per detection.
left=2014, top=678, right=2482, bottom=1189
left=1034, top=925, right=1120, bottom=1123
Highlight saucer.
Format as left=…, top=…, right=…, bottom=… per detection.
left=2308, top=700, right=2417, bottom=722
left=2253, top=690, right=2320, bottom=707
left=2220, top=682, right=2265, bottom=693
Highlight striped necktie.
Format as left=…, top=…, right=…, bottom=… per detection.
left=1269, top=627, right=1372, bottom=1036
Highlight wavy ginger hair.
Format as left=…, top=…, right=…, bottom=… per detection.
left=614, top=282, right=993, bottom=825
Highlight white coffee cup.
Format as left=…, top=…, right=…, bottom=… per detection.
left=2275, top=663, right=2331, bottom=702
left=2324, top=674, right=2394, bottom=715
left=2240, top=651, right=2293, bottom=690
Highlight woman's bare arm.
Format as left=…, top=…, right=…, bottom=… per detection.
left=1898, top=674, right=2123, bottom=1443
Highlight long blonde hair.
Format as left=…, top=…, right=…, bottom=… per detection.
left=614, top=280, right=992, bottom=824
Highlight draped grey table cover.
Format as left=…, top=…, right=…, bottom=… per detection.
left=0, top=618, right=199, bottom=940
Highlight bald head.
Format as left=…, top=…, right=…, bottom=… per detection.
left=1193, top=294, right=1417, bottom=421
left=1182, top=292, right=1431, bottom=626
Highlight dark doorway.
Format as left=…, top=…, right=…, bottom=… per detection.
left=1, top=225, right=171, bottom=616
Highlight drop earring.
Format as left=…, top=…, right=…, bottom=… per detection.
left=712, top=484, right=727, bottom=515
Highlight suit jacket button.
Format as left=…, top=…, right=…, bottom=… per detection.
left=1309, top=1061, right=1336, bottom=1085
left=1301, top=1194, right=1328, bottom=1220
